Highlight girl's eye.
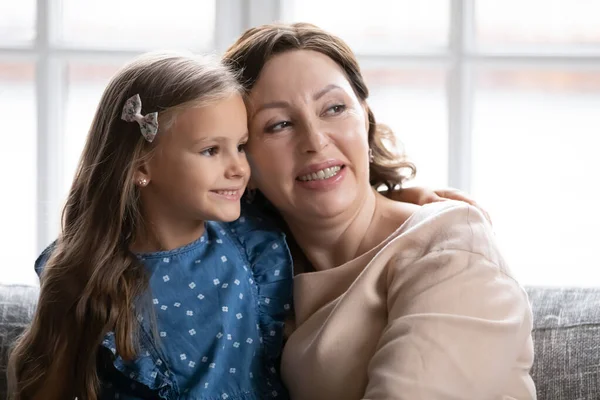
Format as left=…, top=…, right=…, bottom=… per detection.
left=324, top=104, right=346, bottom=115
left=200, top=147, right=218, bottom=156
left=266, top=121, right=292, bottom=133
left=237, top=143, right=247, bottom=153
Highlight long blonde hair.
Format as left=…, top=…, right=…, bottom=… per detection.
left=8, top=52, right=241, bottom=400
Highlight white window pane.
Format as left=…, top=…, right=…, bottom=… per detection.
left=476, top=0, right=600, bottom=47
left=63, top=63, right=124, bottom=201
left=58, top=0, right=216, bottom=50
left=0, top=0, right=36, bottom=45
left=365, top=68, right=448, bottom=187
left=0, top=63, right=38, bottom=284
left=284, top=0, right=450, bottom=54
left=472, top=69, right=600, bottom=286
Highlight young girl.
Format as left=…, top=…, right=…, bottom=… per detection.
left=9, top=52, right=292, bottom=400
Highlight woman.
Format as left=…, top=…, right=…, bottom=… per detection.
left=223, top=23, right=536, bottom=399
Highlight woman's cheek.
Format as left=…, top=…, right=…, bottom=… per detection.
left=330, top=120, right=368, bottom=144
left=247, top=143, right=283, bottom=180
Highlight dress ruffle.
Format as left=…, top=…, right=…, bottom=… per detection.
left=99, top=211, right=293, bottom=399
left=225, top=212, right=293, bottom=395
left=101, top=328, right=179, bottom=399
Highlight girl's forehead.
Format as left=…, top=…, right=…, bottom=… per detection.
left=161, top=96, right=248, bottom=145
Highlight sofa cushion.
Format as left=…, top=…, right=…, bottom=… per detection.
left=2, top=284, right=600, bottom=399
left=527, top=286, right=600, bottom=400
left=0, top=284, right=39, bottom=399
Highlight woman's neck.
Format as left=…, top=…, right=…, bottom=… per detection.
left=283, top=187, right=380, bottom=271
left=284, top=189, right=419, bottom=272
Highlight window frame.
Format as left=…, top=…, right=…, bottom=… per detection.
left=1, top=0, right=600, bottom=260
left=0, top=0, right=251, bottom=256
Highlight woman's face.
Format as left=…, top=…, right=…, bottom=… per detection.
left=246, top=49, right=371, bottom=221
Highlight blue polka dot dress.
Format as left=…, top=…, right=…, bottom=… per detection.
left=97, top=213, right=293, bottom=399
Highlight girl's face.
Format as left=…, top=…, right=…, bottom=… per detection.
left=138, top=93, right=250, bottom=224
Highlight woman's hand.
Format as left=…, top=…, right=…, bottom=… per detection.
left=387, top=186, right=492, bottom=225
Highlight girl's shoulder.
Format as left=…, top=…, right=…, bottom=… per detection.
left=222, top=198, right=288, bottom=254
left=34, top=240, right=57, bottom=277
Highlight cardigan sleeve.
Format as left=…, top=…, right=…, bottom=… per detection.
left=363, top=205, right=536, bottom=400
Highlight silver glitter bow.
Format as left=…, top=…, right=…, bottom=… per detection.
left=121, top=94, right=159, bottom=142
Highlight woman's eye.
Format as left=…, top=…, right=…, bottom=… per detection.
left=325, top=104, right=346, bottom=115
left=266, top=121, right=292, bottom=133
left=200, top=147, right=218, bottom=156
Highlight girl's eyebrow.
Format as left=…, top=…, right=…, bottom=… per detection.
left=193, top=133, right=248, bottom=146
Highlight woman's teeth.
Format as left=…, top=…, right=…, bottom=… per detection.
left=298, top=166, right=342, bottom=182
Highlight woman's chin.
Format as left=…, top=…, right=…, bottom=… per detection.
left=292, top=195, right=355, bottom=221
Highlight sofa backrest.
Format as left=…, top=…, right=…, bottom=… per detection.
left=527, top=286, right=600, bottom=399
left=2, top=284, right=600, bottom=399
left=0, top=284, right=39, bottom=399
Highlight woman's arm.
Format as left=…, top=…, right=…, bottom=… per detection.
left=363, top=205, right=535, bottom=399
left=387, top=186, right=492, bottom=224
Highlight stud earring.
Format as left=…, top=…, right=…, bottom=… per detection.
left=137, top=178, right=149, bottom=187
left=369, top=148, right=374, bottom=163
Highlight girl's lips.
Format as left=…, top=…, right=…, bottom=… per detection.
left=210, top=189, right=243, bottom=201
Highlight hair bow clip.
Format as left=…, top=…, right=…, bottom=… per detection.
left=121, top=94, right=159, bottom=143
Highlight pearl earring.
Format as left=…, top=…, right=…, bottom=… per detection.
left=369, top=148, right=374, bottom=163
left=138, top=178, right=148, bottom=187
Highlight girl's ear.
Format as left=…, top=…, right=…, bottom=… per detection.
left=133, top=160, right=152, bottom=187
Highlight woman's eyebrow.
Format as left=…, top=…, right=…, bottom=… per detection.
left=254, top=101, right=289, bottom=117
left=252, top=84, right=343, bottom=119
left=313, top=84, right=342, bottom=101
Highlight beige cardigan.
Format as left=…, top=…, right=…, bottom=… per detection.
left=281, top=201, right=536, bottom=400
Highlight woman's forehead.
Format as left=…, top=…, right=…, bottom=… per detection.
left=251, top=50, right=353, bottom=99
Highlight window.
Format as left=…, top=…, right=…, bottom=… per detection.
left=472, top=69, right=600, bottom=286
left=286, top=0, right=450, bottom=53
left=282, top=0, right=600, bottom=286
left=58, top=0, right=216, bottom=50
left=364, top=67, right=448, bottom=187
left=0, top=0, right=36, bottom=44
left=0, top=0, right=233, bottom=285
left=1, top=1, right=598, bottom=286
left=0, top=63, right=36, bottom=284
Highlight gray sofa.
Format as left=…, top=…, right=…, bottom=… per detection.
left=1, top=284, right=599, bottom=399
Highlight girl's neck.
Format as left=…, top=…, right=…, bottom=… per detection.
left=131, top=214, right=206, bottom=254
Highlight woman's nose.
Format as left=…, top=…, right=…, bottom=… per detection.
left=300, top=122, right=328, bottom=153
